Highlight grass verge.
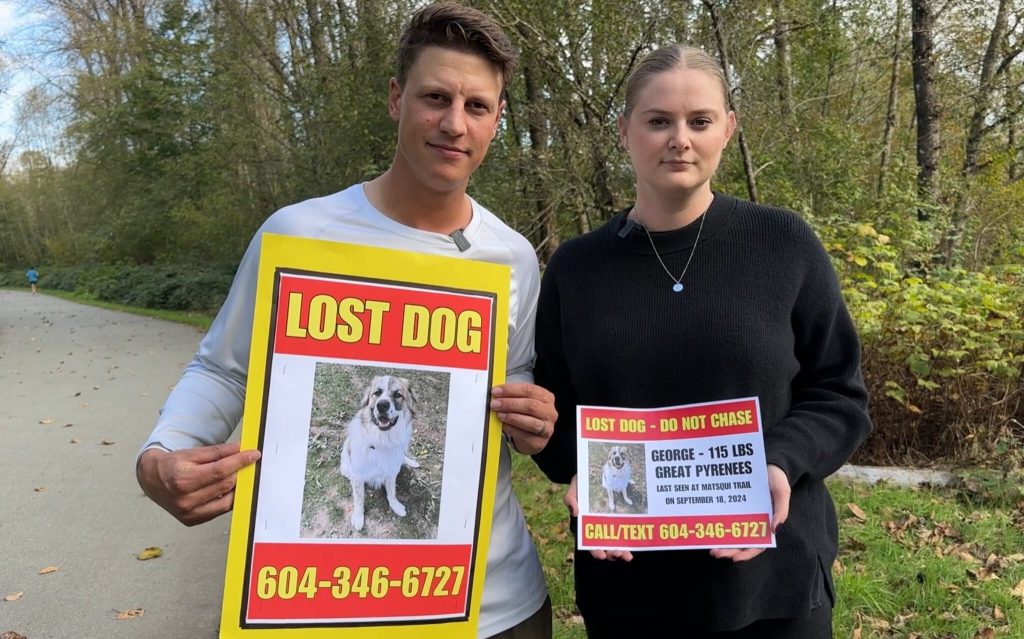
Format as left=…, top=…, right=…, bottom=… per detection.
left=19, top=288, right=213, bottom=329
left=512, top=454, right=1024, bottom=639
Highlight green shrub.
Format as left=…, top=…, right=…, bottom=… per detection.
left=832, top=221, right=1024, bottom=464
left=2, top=263, right=234, bottom=312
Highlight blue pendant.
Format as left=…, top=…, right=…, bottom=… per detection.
left=672, top=283, right=684, bottom=293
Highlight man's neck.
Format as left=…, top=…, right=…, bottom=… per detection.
left=364, top=170, right=472, bottom=235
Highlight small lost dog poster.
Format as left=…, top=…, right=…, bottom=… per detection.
left=576, top=398, right=776, bottom=551
left=220, top=234, right=509, bottom=639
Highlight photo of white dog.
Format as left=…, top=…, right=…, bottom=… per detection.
left=601, top=445, right=634, bottom=511
left=587, top=442, right=647, bottom=514
left=339, top=375, right=421, bottom=531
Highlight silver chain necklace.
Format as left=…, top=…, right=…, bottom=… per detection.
left=637, top=197, right=711, bottom=293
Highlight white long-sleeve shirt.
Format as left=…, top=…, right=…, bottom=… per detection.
left=141, top=184, right=547, bottom=637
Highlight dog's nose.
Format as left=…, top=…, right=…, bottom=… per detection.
left=376, top=399, right=391, bottom=414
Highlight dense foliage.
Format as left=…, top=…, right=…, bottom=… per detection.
left=1, top=0, right=1021, bottom=464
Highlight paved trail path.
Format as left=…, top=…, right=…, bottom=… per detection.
left=1, top=291, right=231, bottom=638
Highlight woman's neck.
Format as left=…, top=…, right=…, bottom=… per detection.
left=630, top=188, right=714, bottom=232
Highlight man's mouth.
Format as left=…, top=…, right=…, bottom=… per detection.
left=429, top=142, right=468, bottom=156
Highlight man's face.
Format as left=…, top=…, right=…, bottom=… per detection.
left=389, top=46, right=505, bottom=196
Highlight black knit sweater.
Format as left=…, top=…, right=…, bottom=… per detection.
left=532, top=193, right=872, bottom=633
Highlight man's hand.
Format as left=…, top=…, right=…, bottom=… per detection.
left=136, top=443, right=261, bottom=526
left=564, top=475, right=634, bottom=562
left=709, top=464, right=790, bottom=562
left=490, top=382, right=557, bottom=455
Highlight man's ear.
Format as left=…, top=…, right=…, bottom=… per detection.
left=388, top=77, right=403, bottom=122
left=491, top=99, right=506, bottom=139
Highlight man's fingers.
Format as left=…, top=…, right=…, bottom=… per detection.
left=185, top=474, right=239, bottom=512
left=181, top=491, right=236, bottom=527
left=179, top=442, right=243, bottom=464
left=205, top=449, right=262, bottom=483
left=161, top=448, right=259, bottom=498
left=491, top=383, right=554, bottom=402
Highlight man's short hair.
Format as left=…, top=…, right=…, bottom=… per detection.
left=396, top=2, right=518, bottom=90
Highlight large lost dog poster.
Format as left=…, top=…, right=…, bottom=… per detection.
left=220, top=234, right=509, bottom=638
left=576, top=398, right=776, bottom=551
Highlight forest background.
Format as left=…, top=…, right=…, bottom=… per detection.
left=0, top=0, right=1022, bottom=469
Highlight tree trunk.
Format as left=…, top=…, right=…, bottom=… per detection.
left=521, top=54, right=559, bottom=263
left=877, top=0, right=903, bottom=197
left=1009, top=88, right=1020, bottom=181
left=945, top=0, right=1011, bottom=261
left=772, top=0, right=793, bottom=121
left=703, top=0, right=758, bottom=203
left=910, top=0, right=940, bottom=222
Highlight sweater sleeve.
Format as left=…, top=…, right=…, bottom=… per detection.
left=763, top=228, right=872, bottom=484
left=530, top=254, right=579, bottom=484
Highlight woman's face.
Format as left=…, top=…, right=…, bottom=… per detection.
left=618, top=67, right=736, bottom=200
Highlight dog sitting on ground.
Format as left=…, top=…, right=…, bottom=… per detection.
left=339, top=375, right=421, bottom=531
left=601, top=445, right=633, bottom=511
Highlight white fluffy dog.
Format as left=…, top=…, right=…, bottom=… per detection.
left=601, top=445, right=633, bottom=511
left=339, top=375, right=421, bottom=531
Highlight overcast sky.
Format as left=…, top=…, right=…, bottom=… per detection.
left=1, top=0, right=45, bottom=146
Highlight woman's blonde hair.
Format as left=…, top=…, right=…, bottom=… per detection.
left=623, top=45, right=729, bottom=117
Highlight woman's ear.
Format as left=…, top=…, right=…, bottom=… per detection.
left=617, top=113, right=629, bottom=150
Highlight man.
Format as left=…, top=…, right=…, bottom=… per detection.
left=26, top=266, right=38, bottom=294
left=136, top=4, right=555, bottom=638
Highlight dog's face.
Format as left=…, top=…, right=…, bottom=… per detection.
left=362, top=375, right=416, bottom=431
left=607, top=446, right=629, bottom=470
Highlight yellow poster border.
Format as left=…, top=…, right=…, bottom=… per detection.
left=220, top=233, right=510, bottom=638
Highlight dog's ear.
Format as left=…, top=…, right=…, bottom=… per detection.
left=361, top=378, right=378, bottom=408
left=400, top=378, right=417, bottom=415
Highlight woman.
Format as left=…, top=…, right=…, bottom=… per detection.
left=532, top=45, right=871, bottom=638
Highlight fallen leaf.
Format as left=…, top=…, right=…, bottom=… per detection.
left=114, top=608, right=144, bottom=620
left=1011, top=578, right=1024, bottom=604
left=80, top=403, right=90, bottom=408
left=847, top=503, right=867, bottom=521
left=100, top=440, right=115, bottom=445
left=3, top=592, right=23, bottom=602
left=62, top=423, right=73, bottom=428
left=33, top=487, right=46, bottom=492
left=38, top=566, right=58, bottom=575
left=69, top=438, right=79, bottom=444
left=137, top=547, right=163, bottom=561
left=852, top=628, right=861, bottom=639
left=973, top=629, right=995, bottom=639
left=93, top=385, right=100, bottom=390
left=38, top=419, right=54, bottom=425
left=1, top=632, right=28, bottom=639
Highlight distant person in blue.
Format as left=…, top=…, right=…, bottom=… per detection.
left=26, top=266, right=39, bottom=294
